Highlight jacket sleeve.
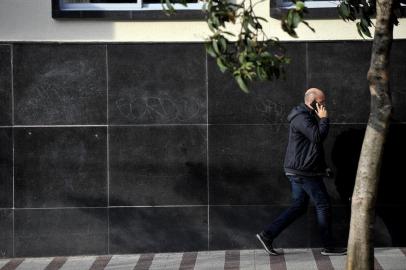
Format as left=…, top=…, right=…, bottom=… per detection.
left=292, top=113, right=329, bottom=144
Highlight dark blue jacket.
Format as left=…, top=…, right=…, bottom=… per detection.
left=283, top=103, right=329, bottom=176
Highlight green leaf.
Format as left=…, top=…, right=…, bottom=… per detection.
left=360, top=18, right=372, bottom=37
left=219, top=37, right=227, bottom=53
left=248, top=52, right=258, bottom=61
left=238, top=51, right=246, bottom=64
left=255, top=22, right=263, bottom=29
left=292, top=11, right=301, bottom=28
left=164, top=0, right=175, bottom=12
left=260, top=51, right=272, bottom=58
left=282, top=11, right=299, bottom=38
left=245, top=71, right=256, bottom=81
left=207, top=21, right=216, bottom=33
left=212, top=39, right=220, bottom=54
left=295, top=1, right=305, bottom=11
left=363, top=26, right=372, bottom=38
left=244, top=62, right=255, bottom=69
left=248, top=16, right=256, bottom=29
left=235, top=75, right=249, bottom=93
left=256, top=16, right=268, bottom=22
left=212, top=15, right=220, bottom=27
left=216, top=57, right=228, bottom=73
left=242, top=20, right=249, bottom=32
left=207, top=0, right=212, bottom=9
left=205, top=42, right=217, bottom=57
left=338, top=3, right=350, bottom=18
left=301, top=20, right=315, bottom=32
left=284, top=22, right=298, bottom=38
left=287, top=10, right=293, bottom=26
left=257, top=66, right=268, bottom=80
left=356, top=22, right=366, bottom=38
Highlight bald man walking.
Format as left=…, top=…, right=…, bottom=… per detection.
left=256, top=88, right=347, bottom=256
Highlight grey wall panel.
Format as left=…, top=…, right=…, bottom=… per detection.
left=109, top=207, right=208, bottom=253
left=14, top=208, right=108, bottom=257
left=2, top=40, right=405, bottom=257
left=208, top=43, right=307, bottom=125
left=13, top=44, right=107, bottom=125
left=14, top=127, right=107, bottom=208
left=0, top=128, right=12, bottom=208
left=0, top=209, right=13, bottom=258
left=109, top=125, right=207, bottom=206
left=0, top=45, right=11, bottom=126
left=108, top=44, right=207, bottom=125
left=209, top=124, right=291, bottom=205
left=308, top=41, right=371, bottom=123
left=209, top=206, right=309, bottom=249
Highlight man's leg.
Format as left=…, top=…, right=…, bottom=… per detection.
left=301, top=177, right=346, bottom=255
left=262, top=176, right=309, bottom=240
left=301, top=176, right=333, bottom=248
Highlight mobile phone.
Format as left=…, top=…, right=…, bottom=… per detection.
left=311, top=100, right=318, bottom=111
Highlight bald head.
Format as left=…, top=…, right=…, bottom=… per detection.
left=304, top=88, right=326, bottom=107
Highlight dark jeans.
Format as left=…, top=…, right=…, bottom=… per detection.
left=264, top=175, right=333, bottom=248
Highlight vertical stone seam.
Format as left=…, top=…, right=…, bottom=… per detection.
left=105, top=44, right=110, bottom=255
left=305, top=42, right=311, bottom=248
left=306, top=42, right=309, bottom=90
left=205, top=45, right=210, bottom=251
left=11, top=43, right=15, bottom=257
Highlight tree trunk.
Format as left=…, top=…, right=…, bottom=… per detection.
left=345, top=0, right=394, bottom=269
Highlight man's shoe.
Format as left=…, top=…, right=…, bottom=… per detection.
left=256, top=232, right=280, bottom=256
left=321, top=247, right=347, bottom=256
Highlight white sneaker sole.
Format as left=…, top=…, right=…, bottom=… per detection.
left=321, top=251, right=347, bottom=256
left=256, top=234, right=279, bottom=256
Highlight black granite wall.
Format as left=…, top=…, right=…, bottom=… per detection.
left=0, top=41, right=405, bottom=258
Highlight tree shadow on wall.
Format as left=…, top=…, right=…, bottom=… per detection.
left=376, top=124, right=406, bottom=246
left=331, top=125, right=406, bottom=247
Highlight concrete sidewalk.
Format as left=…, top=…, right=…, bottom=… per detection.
left=0, top=248, right=405, bottom=270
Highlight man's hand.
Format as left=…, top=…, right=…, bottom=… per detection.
left=316, top=103, right=328, bottom=118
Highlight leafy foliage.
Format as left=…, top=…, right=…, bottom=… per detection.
left=281, top=1, right=315, bottom=38
left=205, top=0, right=295, bottom=93
left=337, top=0, right=404, bottom=38
left=160, top=0, right=404, bottom=92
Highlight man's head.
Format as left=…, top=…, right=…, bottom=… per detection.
left=304, top=88, right=326, bottom=108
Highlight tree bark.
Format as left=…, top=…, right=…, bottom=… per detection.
left=346, top=0, right=394, bottom=269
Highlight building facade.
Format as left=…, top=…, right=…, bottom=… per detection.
left=0, top=0, right=405, bottom=258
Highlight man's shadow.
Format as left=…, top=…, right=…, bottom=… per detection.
left=331, top=124, right=406, bottom=247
